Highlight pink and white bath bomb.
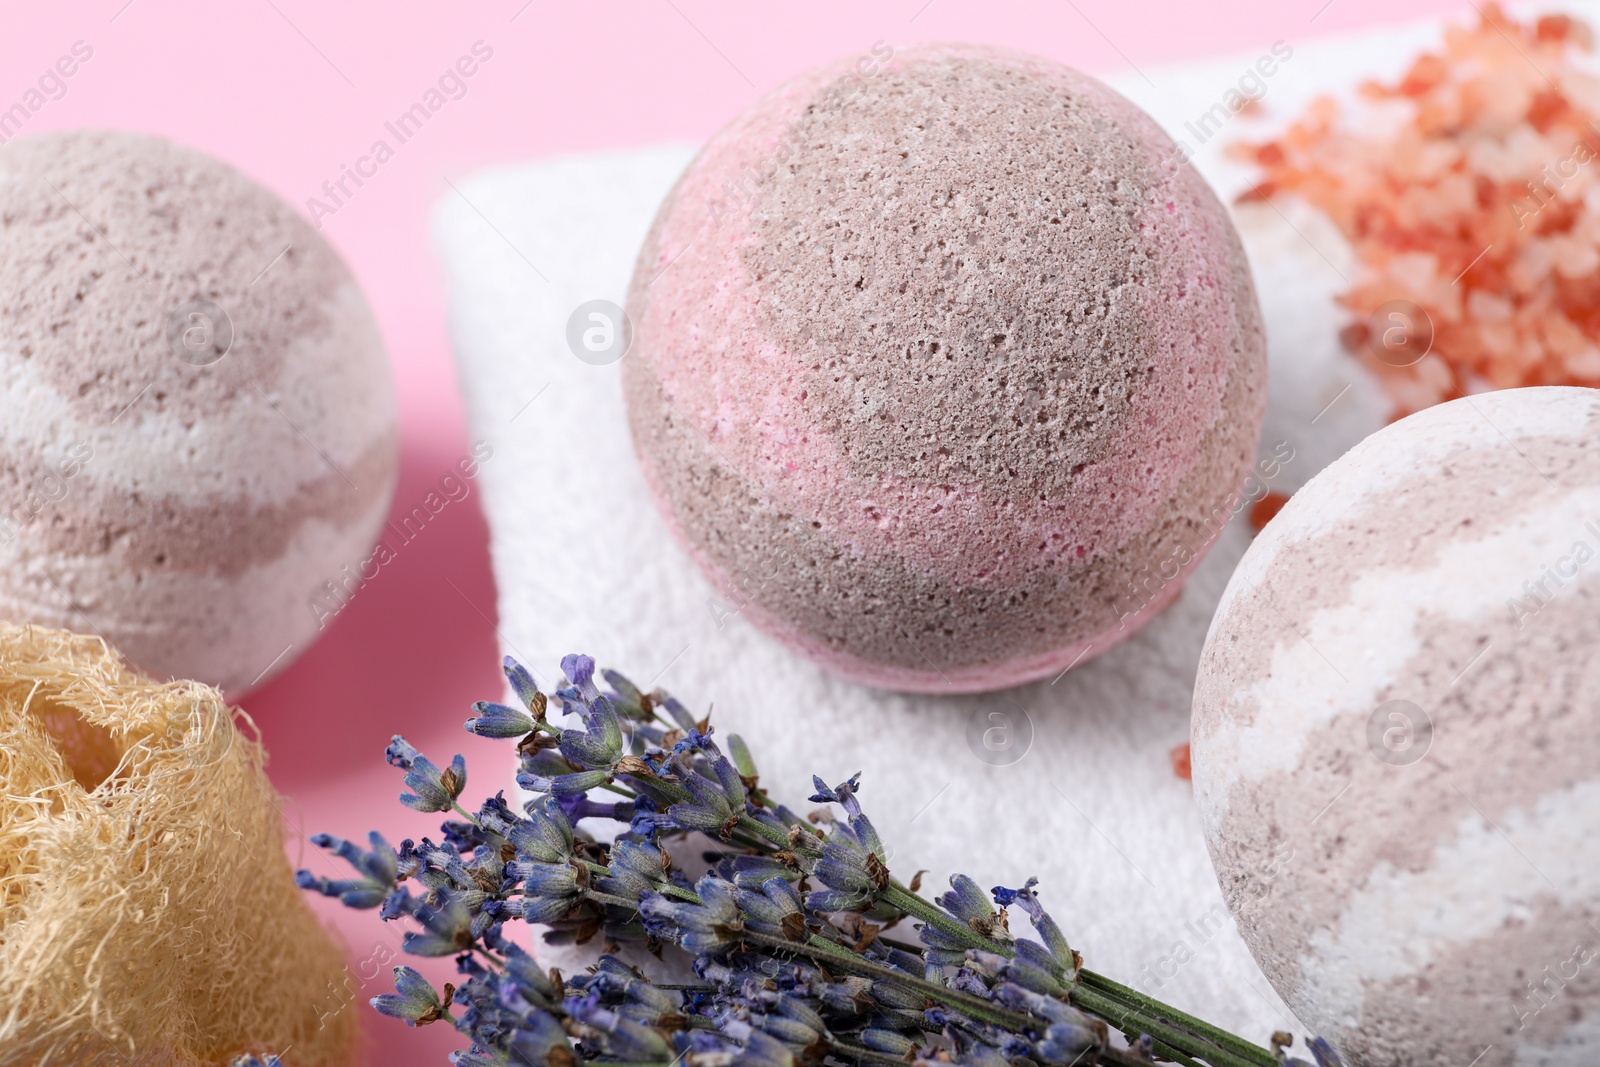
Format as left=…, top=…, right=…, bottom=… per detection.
left=0, top=131, right=397, bottom=694
left=623, top=44, right=1267, bottom=693
left=1193, top=387, right=1600, bottom=1067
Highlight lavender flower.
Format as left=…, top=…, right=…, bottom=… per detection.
left=372, top=966, right=453, bottom=1025
left=504, top=857, right=585, bottom=923
left=503, top=655, right=545, bottom=712
left=463, top=700, right=538, bottom=739
left=666, top=755, right=746, bottom=839
left=568, top=996, right=677, bottom=1063
left=387, top=736, right=467, bottom=813
left=806, top=776, right=890, bottom=914
left=517, top=765, right=612, bottom=796
left=300, top=653, right=1345, bottom=1067
left=993, top=877, right=1076, bottom=979
left=595, top=836, right=670, bottom=901
left=403, top=893, right=477, bottom=956
left=639, top=876, right=743, bottom=954
left=567, top=955, right=680, bottom=1025
left=921, top=874, right=1004, bottom=965
left=732, top=877, right=806, bottom=941
left=296, top=831, right=398, bottom=909
left=508, top=796, right=576, bottom=864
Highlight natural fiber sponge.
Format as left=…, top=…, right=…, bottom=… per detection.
left=1192, top=387, right=1600, bottom=1067
left=0, top=625, right=356, bottom=1065
left=0, top=130, right=397, bottom=694
left=623, top=44, right=1267, bottom=692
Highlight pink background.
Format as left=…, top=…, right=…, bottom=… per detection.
left=3, top=1, right=1466, bottom=1061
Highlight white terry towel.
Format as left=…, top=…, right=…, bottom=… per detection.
left=425, top=8, right=1512, bottom=1035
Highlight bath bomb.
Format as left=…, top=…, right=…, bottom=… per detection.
left=0, top=130, right=397, bottom=694
left=1192, top=387, right=1600, bottom=1066
left=623, top=44, right=1266, bottom=692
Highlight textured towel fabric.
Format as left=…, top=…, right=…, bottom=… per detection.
left=428, top=14, right=1496, bottom=1037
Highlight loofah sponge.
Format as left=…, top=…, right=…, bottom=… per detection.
left=0, top=625, right=356, bottom=1066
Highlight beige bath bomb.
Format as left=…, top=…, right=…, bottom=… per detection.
left=1193, top=387, right=1600, bottom=1067
left=0, top=130, right=397, bottom=693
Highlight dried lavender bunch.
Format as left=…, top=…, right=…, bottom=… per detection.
left=299, top=654, right=1340, bottom=1067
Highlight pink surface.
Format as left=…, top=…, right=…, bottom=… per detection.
left=0, top=1, right=1470, bottom=1062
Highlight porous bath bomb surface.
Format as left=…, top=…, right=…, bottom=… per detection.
left=0, top=130, right=397, bottom=694
left=623, top=44, right=1266, bottom=692
left=1193, top=387, right=1600, bottom=1067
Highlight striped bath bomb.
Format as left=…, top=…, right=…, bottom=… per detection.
left=1193, top=386, right=1600, bottom=1066
left=0, top=131, right=397, bottom=694
left=624, top=44, right=1266, bottom=693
